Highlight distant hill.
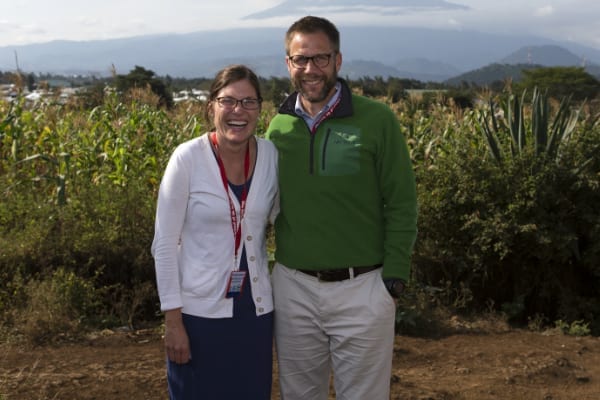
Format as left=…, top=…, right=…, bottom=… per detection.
left=445, top=63, right=541, bottom=86
left=500, top=44, right=586, bottom=66
left=394, top=58, right=462, bottom=82
left=501, top=45, right=600, bottom=78
left=339, top=59, right=460, bottom=82
left=2, top=27, right=600, bottom=81
left=445, top=45, right=600, bottom=86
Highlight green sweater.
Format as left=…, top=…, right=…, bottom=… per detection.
left=266, top=80, right=417, bottom=280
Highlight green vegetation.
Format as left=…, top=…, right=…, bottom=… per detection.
left=554, top=319, right=591, bottom=336
left=0, top=90, right=197, bottom=341
left=1, top=67, right=599, bottom=342
left=477, top=87, right=583, bottom=165
left=518, top=67, right=600, bottom=101
left=114, top=65, right=174, bottom=108
left=411, top=89, right=600, bottom=334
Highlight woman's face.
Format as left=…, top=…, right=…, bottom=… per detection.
left=211, top=79, right=261, bottom=147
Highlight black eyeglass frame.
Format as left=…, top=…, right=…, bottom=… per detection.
left=287, top=52, right=336, bottom=69
left=214, top=96, right=263, bottom=110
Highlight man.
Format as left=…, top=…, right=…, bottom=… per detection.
left=266, top=16, right=418, bottom=400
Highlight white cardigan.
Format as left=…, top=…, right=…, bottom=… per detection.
left=151, top=133, right=278, bottom=318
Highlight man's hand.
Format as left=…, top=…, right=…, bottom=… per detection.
left=383, top=279, right=406, bottom=298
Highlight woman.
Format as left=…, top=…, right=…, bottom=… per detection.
left=151, top=64, right=278, bottom=400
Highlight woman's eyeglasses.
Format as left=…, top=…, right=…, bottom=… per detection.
left=215, top=97, right=262, bottom=110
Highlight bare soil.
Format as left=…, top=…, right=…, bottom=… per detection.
left=2, top=324, right=600, bottom=400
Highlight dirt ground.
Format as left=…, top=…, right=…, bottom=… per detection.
left=2, top=323, right=600, bottom=400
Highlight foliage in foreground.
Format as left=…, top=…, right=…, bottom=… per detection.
left=0, top=93, right=196, bottom=340
left=1, top=87, right=599, bottom=343
left=411, top=90, right=600, bottom=333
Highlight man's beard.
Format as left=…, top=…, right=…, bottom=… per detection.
left=293, top=72, right=338, bottom=103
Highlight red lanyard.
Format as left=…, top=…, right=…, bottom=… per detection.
left=210, top=132, right=250, bottom=268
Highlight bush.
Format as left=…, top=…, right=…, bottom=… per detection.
left=18, top=268, right=100, bottom=344
left=413, top=95, right=600, bottom=332
left=0, top=93, right=175, bottom=340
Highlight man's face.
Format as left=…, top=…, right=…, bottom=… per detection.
left=286, top=31, right=342, bottom=110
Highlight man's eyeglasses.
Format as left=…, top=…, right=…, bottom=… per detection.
left=215, top=97, right=262, bottom=110
left=288, top=53, right=335, bottom=69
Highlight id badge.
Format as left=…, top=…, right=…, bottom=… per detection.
left=225, top=270, right=247, bottom=298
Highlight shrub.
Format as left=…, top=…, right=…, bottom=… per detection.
left=18, top=268, right=100, bottom=344
left=413, top=91, right=600, bottom=332
left=554, top=319, right=591, bottom=336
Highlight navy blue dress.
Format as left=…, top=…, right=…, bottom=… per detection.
left=166, top=178, right=273, bottom=400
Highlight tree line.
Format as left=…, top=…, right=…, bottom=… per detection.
left=3, top=64, right=599, bottom=109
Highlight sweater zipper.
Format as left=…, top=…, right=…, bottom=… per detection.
left=321, top=128, right=332, bottom=171
left=309, top=126, right=316, bottom=175
left=305, top=94, right=341, bottom=175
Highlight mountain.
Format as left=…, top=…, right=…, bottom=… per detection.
left=339, top=59, right=461, bottom=82
left=2, top=27, right=600, bottom=82
left=500, top=45, right=587, bottom=66
left=446, top=45, right=600, bottom=86
left=243, top=0, right=469, bottom=20
left=445, top=63, right=541, bottom=86
left=394, top=58, right=462, bottom=81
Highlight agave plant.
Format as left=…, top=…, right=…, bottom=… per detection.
left=476, top=87, right=581, bottom=166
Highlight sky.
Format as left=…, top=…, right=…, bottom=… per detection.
left=1, top=0, right=600, bottom=50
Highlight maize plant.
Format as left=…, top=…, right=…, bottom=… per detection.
left=1, top=92, right=187, bottom=206
left=18, top=151, right=71, bottom=206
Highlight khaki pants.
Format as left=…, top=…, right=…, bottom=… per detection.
left=272, top=262, right=396, bottom=400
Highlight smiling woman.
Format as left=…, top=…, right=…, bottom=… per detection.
left=151, top=64, right=279, bottom=400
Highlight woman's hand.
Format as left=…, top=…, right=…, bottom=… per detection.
left=164, top=309, right=191, bottom=364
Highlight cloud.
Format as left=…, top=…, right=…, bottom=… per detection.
left=533, top=5, right=555, bottom=17
left=243, top=0, right=469, bottom=20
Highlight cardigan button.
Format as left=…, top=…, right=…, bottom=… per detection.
left=249, top=256, right=256, bottom=262
left=246, top=235, right=253, bottom=241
